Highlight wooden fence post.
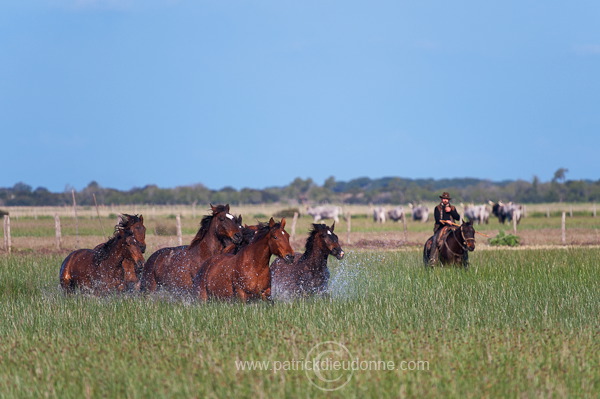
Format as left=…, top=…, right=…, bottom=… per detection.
left=402, top=213, right=408, bottom=242
left=71, top=189, right=79, bottom=247
left=3, top=215, right=11, bottom=253
left=291, top=212, right=298, bottom=241
left=546, top=207, right=550, bottom=218
left=54, top=214, right=62, bottom=250
left=513, top=214, right=517, bottom=235
left=561, top=212, right=566, bottom=245
left=176, top=214, right=183, bottom=246
left=346, top=212, right=351, bottom=245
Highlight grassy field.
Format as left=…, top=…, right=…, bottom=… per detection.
left=0, top=247, right=598, bottom=398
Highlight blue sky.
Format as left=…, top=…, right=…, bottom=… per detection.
left=1, top=0, right=599, bottom=192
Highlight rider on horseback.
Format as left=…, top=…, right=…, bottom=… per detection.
left=429, top=192, right=461, bottom=265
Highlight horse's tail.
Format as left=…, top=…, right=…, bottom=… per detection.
left=423, top=237, right=433, bottom=267
left=59, top=255, right=74, bottom=293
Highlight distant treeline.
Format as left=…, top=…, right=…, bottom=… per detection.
left=1, top=176, right=599, bottom=207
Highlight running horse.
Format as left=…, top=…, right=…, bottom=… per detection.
left=271, top=223, right=344, bottom=299
left=193, top=218, right=295, bottom=302
left=423, top=220, right=476, bottom=268
left=59, top=214, right=147, bottom=294
left=97, top=214, right=147, bottom=289
left=140, top=204, right=242, bottom=294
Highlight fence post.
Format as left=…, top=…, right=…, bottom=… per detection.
left=3, top=215, right=11, bottom=253
left=569, top=205, right=573, bottom=218
left=561, top=212, right=566, bottom=245
left=71, top=189, right=79, bottom=247
left=402, top=213, right=408, bottom=242
left=176, top=214, right=183, bottom=246
left=546, top=207, right=550, bottom=218
left=54, top=214, right=62, bottom=250
left=291, top=212, right=298, bottom=241
left=593, top=203, right=596, bottom=218
left=513, top=214, right=517, bottom=235
left=346, top=212, right=351, bottom=244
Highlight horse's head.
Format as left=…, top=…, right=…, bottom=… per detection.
left=267, top=217, right=295, bottom=264
left=311, top=223, right=345, bottom=260
left=211, top=204, right=243, bottom=245
left=460, top=220, right=476, bottom=251
left=118, top=230, right=146, bottom=290
left=119, top=214, right=146, bottom=253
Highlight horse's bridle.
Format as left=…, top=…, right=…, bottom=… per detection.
left=443, top=226, right=475, bottom=256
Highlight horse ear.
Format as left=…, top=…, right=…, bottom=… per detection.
left=280, top=218, right=286, bottom=229
left=269, top=217, right=275, bottom=227
left=139, top=215, right=143, bottom=223
left=225, top=204, right=230, bottom=212
left=331, top=222, right=335, bottom=232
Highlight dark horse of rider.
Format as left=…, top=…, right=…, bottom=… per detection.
left=428, top=192, right=461, bottom=264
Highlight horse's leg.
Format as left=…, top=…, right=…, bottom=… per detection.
left=197, top=279, right=209, bottom=302
left=236, top=286, right=248, bottom=303
left=462, top=252, right=469, bottom=269
left=142, top=268, right=158, bottom=293
left=429, top=235, right=440, bottom=266
left=261, top=287, right=273, bottom=302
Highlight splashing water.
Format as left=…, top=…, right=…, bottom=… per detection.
left=328, top=252, right=381, bottom=300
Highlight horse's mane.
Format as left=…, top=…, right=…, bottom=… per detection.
left=240, top=221, right=262, bottom=244
left=251, top=221, right=280, bottom=244
left=188, top=205, right=230, bottom=248
left=93, top=218, right=134, bottom=263
left=119, top=214, right=143, bottom=230
left=92, top=213, right=143, bottom=263
left=302, top=224, right=329, bottom=258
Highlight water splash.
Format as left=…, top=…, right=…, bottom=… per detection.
left=328, top=252, right=381, bottom=300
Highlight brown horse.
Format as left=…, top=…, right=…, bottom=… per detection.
left=140, top=204, right=242, bottom=294
left=423, top=220, right=476, bottom=268
left=59, top=217, right=146, bottom=294
left=223, top=221, right=260, bottom=254
left=271, top=223, right=344, bottom=299
left=94, top=214, right=147, bottom=289
left=193, top=218, right=295, bottom=303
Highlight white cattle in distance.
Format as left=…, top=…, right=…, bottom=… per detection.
left=387, top=206, right=405, bottom=222
left=463, top=204, right=490, bottom=224
left=489, top=201, right=524, bottom=225
left=409, top=203, right=429, bottom=223
left=306, top=205, right=344, bottom=223
left=373, top=206, right=386, bottom=223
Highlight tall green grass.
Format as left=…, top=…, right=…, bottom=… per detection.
left=0, top=249, right=598, bottom=398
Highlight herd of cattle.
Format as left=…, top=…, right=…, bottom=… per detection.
left=307, top=201, right=524, bottom=225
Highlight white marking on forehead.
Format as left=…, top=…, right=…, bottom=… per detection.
left=327, top=230, right=332, bottom=235
left=226, top=213, right=234, bottom=220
